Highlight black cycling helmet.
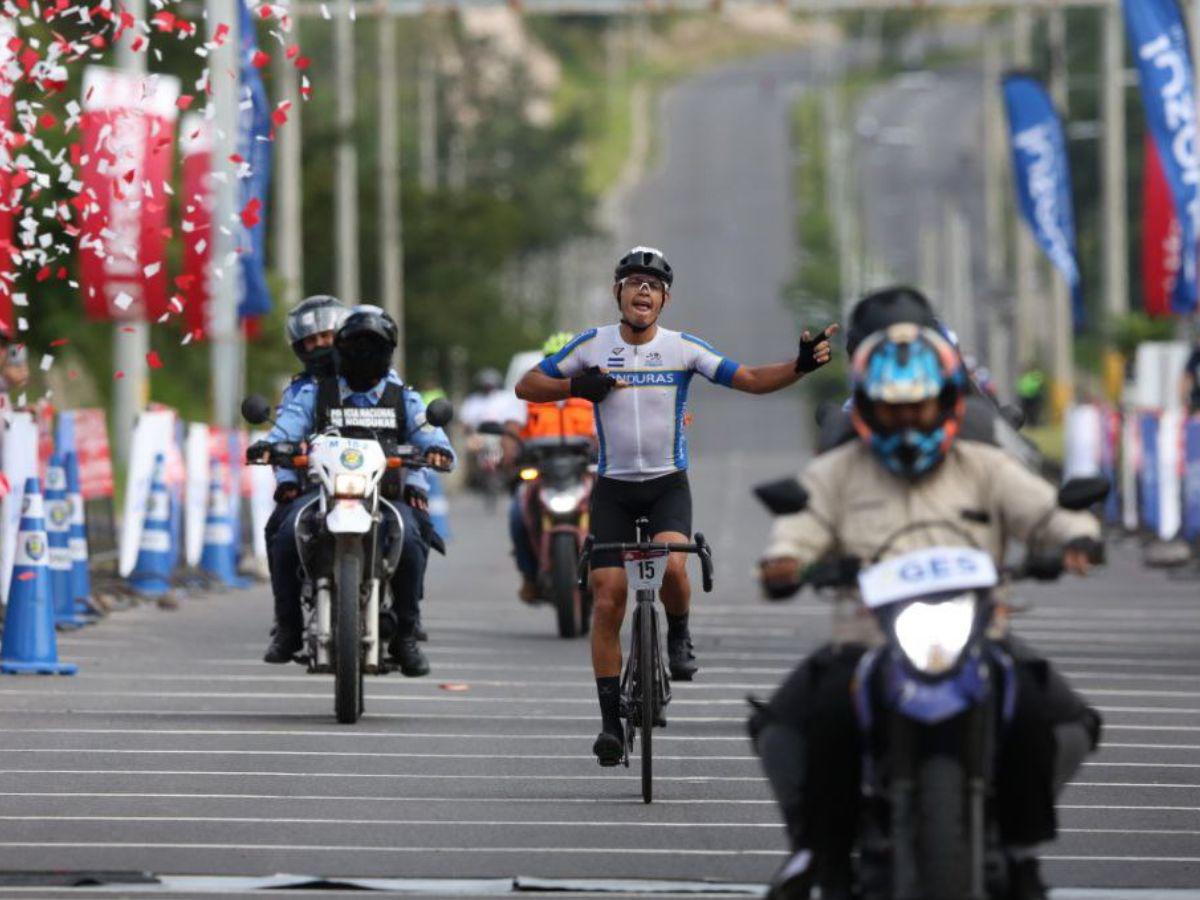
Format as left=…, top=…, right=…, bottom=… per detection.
left=335, top=305, right=398, bottom=391
left=286, top=295, right=346, bottom=375
left=845, top=286, right=938, bottom=357
left=614, top=246, right=673, bottom=288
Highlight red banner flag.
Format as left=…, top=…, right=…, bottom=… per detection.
left=179, top=112, right=212, bottom=334
left=77, top=66, right=180, bottom=321
left=0, top=19, right=15, bottom=333
left=1142, top=133, right=1182, bottom=318
left=71, top=409, right=116, bottom=500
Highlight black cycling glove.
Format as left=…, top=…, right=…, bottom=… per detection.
left=795, top=327, right=833, bottom=374
left=247, top=440, right=272, bottom=464
left=403, top=484, right=430, bottom=510
left=570, top=366, right=618, bottom=403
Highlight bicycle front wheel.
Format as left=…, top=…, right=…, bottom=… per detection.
left=640, top=597, right=655, bottom=804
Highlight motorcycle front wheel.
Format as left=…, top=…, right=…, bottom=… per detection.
left=333, top=535, right=364, bottom=724
left=550, top=532, right=587, bottom=638
left=913, top=754, right=971, bottom=900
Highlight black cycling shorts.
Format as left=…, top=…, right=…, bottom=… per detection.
left=588, top=471, right=692, bottom=569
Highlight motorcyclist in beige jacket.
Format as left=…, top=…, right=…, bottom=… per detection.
left=753, top=323, right=1103, bottom=900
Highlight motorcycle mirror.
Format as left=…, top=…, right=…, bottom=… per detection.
left=753, top=477, right=809, bottom=516
left=241, top=394, right=272, bottom=426
left=425, top=397, right=454, bottom=428
left=1058, top=476, right=1110, bottom=511
left=476, top=420, right=506, bottom=436
left=999, top=403, right=1026, bottom=430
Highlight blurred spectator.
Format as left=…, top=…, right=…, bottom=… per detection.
left=1017, top=366, right=1046, bottom=427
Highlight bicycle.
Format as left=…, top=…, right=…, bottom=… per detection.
left=577, top=517, right=714, bottom=803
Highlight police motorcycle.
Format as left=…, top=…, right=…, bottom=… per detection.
left=753, top=476, right=1108, bottom=900
left=242, top=394, right=453, bottom=724
left=477, top=420, right=595, bottom=638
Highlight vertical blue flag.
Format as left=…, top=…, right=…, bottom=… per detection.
left=1125, top=0, right=1200, bottom=315
left=237, top=0, right=273, bottom=320
left=1001, top=73, right=1084, bottom=329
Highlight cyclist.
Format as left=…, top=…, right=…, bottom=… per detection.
left=510, top=332, right=598, bottom=601
left=515, top=245, right=837, bottom=765
left=755, top=323, right=1101, bottom=899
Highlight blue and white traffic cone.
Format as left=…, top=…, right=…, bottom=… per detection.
left=426, top=471, right=451, bottom=542
left=45, top=455, right=87, bottom=629
left=63, top=452, right=98, bottom=618
left=199, top=460, right=245, bottom=588
left=128, top=454, right=174, bottom=598
left=1, top=477, right=77, bottom=675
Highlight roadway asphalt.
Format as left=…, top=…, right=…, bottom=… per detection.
left=1, top=50, right=1198, bottom=900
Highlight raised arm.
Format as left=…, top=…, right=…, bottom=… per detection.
left=730, top=324, right=838, bottom=395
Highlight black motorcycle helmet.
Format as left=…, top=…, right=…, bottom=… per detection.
left=286, top=295, right=346, bottom=377
left=614, top=246, right=673, bottom=288
left=845, top=286, right=938, bottom=357
left=335, top=305, right=399, bottom=392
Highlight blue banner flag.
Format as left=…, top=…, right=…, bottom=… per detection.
left=1125, top=0, right=1200, bottom=315
left=236, top=0, right=273, bottom=320
left=1001, top=73, right=1084, bottom=329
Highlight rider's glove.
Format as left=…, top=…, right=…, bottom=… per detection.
left=247, top=440, right=272, bottom=464
left=273, top=483, right=301, bottom=505
left=569, top=366, right=618, bottom=403
left=795, top=327, right=834, bottom=374
left=404, top=485, right=430, bottom=511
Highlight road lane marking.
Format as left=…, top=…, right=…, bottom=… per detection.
left=0, top=792, right=776, bottom=804
left=0, top=749, right=761, bottom=762
left=0, top=769, right=769, bottom=782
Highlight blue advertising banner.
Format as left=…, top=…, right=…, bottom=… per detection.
left=1125, top=0, right=1200, bottom=315
left=236, top=0, right=272, bottom=320
left=1001, top=73, right=1084, bottom=329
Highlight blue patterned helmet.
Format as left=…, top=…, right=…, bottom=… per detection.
left=850, top=323, right=966, bottom=480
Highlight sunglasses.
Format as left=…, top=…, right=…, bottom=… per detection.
left=620, top=275, right=665, bottom=293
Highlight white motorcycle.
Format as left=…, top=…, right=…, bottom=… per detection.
left=243, top=394, right=453, bottom=724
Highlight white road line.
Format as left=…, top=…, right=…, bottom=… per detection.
left=1060, top=804, right=1200, bottom=812
left=0, top=709, right=750, bottom=723
left=0, top=841, right=782, bottom=856
left=0, top=792, right=776, bottom=805
left=1086, top=762, right=1200, bottom=770
left=0, top=728, right=753, bottom=742
left=0, top=769, right=768, bottom=783
left=0, top=749, right=760, bottom=762
left=0, top=815, right=778, bottom=828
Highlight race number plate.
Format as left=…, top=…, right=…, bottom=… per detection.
left=623, top=548, right=669, bottom=591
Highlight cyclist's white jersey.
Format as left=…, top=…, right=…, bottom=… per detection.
left=539, top=324, right=740, bottom=481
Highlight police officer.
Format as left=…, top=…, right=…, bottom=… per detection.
left=263, top=296, right=348, bottom=640
left=257, top=306, right=455, bottom=676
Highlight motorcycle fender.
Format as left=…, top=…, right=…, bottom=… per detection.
left=315, top=583, right=332, bottom=668
left=884, top=652, right=989, bottom=726
left=326, top=500, right=372, bottom=533
left=365, top=579, right=380, bottom=672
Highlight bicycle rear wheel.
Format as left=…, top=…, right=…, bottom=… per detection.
left=639, top=595, right=655, bottom=804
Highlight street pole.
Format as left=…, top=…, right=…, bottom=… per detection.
left=378, top=8, right=405, bottom=374
left=1048, top=5, right=1075, bottom=415
left=335, top=0, right=360, bottom=303
left=982, top=27, right=1005, bottom=289
left=821, top=23, right=856, bottom=317
left=208, top=0, right=240, bottom=430
left=418, top=20, right=438, bottom=193
left=112, top=0, right=147, bottom=463
left=1101, top=2, right=1128, bottom=327
left=1011, top=8, right=1040, bottom=375
left=273, top=4, right=304, bottom=312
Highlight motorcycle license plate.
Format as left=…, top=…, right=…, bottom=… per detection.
left=623, top=549, right=668, bottom=591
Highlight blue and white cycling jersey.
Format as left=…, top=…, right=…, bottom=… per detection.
left=539, top=324, right=740, bottom=481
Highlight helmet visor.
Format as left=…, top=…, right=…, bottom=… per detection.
left=287, top=306, right=345, bottom=345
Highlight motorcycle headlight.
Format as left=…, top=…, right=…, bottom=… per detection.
left=519, top=467, right=540, bottom=482
left=334, top=474, right=368, bottom=498
left=543, top=486, right=586, bottom=514
left=892, top=594, right=976, bottom=676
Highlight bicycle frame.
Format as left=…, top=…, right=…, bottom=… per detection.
left=577, top=518, right=713, bottom=803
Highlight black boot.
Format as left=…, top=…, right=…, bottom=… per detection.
left=1008, top=856, right=1048, bottom=900
left=263, top=629, right=302, bottom=664
left=389, top=635, right=430, bottom=677
left=592, top=728, right=623, bottom=767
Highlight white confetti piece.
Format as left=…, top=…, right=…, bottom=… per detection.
left=39, top=354, right=53, bottom=372
left=113, top=291, right=134, bottom=311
